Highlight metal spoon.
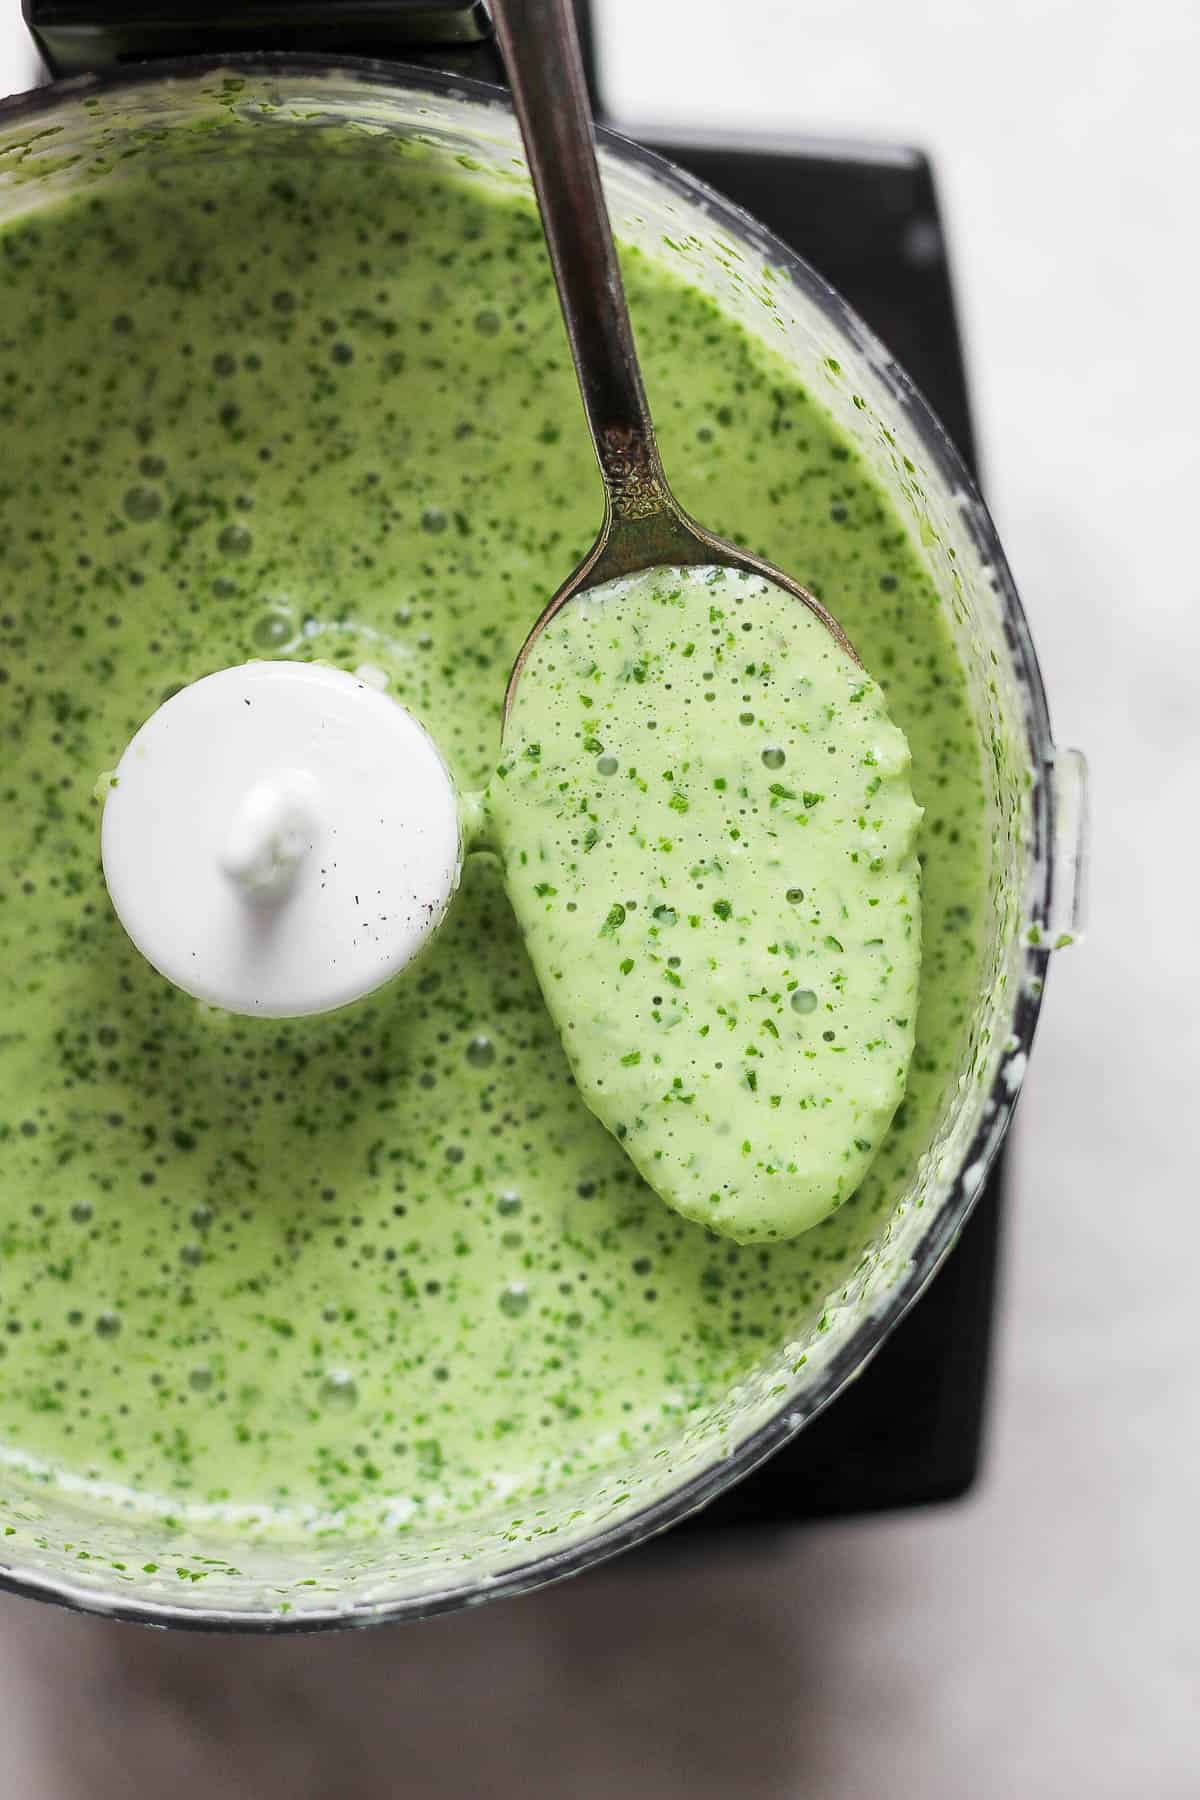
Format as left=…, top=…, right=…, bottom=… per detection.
left=492, top=0, right=859, bottom=730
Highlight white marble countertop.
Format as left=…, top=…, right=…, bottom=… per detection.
left=0, top=3, right=1195, bottom=1795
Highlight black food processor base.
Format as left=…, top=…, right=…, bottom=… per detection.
left=21, top=0, right=1004, bottom=1529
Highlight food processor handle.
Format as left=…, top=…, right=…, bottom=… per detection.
left=490, top=0, right=671, bottom=522
left=22, top=0, right=503, bottom=82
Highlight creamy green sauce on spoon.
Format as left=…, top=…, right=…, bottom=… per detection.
left=491, top=565, right=922, bottom=1241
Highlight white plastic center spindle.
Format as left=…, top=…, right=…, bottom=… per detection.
left=101, top=661, right=461, bottom=1018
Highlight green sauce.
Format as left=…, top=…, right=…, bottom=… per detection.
left=491, top=566, right=923, bottom=1242
left=0, top=134, right=986, bottom=1534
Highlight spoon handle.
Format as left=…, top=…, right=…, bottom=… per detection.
left=491, top=0, right=671, bottom=523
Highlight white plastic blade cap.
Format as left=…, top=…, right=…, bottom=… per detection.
left=101, top=661, right=461, bottom=1018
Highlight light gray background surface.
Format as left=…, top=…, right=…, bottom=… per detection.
left=0, top=2, right=1193, bottom=1793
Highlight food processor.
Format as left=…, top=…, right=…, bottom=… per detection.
left=0, top=0, right=1086, bottom=1626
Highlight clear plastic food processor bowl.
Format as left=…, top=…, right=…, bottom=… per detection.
left=0, top=58, right=1086, bottom=1630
